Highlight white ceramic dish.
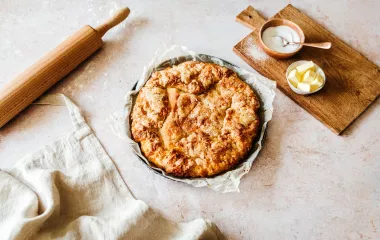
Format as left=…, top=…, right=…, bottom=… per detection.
left=286, top=60, right=326, bottom=95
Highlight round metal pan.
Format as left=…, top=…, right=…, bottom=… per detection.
left=129, top=54, right=268, bottom=182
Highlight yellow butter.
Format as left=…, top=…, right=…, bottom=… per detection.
left=287, top=69, right=301, bottom=87
left=296, top=61, right=315, bottom=75
left=297, top=82, right=311, bottom=92
left=302, top=70, right=317, bottom=83
left=311, top=74, right=324, bottom=91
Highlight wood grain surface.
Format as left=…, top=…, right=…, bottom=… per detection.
left=236, top=5, right=266, bottom=31
left=233, top=4, right=380, bottom=135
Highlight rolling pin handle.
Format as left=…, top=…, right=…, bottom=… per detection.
left=95, top=7, right=130, bottom=37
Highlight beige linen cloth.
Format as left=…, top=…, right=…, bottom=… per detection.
left=0, top=95, right=223, bottom=240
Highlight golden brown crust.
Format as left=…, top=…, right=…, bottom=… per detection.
left=131, top=61, right=260, bottom=177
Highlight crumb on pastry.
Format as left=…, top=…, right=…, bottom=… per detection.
left=131, top=61, right=260, bottom=177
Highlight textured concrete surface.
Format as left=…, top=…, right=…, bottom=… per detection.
left=1, top=0, right=379, bottom=239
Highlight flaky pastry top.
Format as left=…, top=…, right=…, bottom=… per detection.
left=131, top=61, right=260, bottom=177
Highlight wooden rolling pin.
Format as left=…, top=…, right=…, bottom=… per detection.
left=0, top=7, right=130, bottom=128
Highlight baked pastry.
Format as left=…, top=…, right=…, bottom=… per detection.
left=131, top=61, right=260, bottom=177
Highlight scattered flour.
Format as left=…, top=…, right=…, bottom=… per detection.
left=242, top=35, right=269, bottom=61
left=103, top=79, right=108, bottom=89
left=108, top=2, right=121, bottom=16
left=87, top=95, right=94, bottom=102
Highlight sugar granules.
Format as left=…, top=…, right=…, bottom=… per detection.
left=242, top=35, right=269, bottom=61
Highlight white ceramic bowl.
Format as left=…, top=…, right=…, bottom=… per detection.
left=286, top=60, right=326, bottom=95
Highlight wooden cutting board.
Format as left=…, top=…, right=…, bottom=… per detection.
left=233, top=4, right=380, bottom=135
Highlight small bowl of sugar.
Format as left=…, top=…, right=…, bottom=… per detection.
left=258, top=18, right=305, bottom=59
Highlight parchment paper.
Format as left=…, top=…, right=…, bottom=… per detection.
left=109, top=45, right=276, bottom=193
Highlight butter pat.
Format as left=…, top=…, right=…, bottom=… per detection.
left=302, top=70, right=317, bottom=83
left=288, top=60, right=325, bottom=94
left=296, top=61, right=315, bottom=75
left=287, top=69, right=301, bottom=87
left=311, top=74, right=324, bottom=91
left=297, top=82, right=311, bottom=92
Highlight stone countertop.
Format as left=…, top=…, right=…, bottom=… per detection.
left=0, top=0, right=379, bottom=239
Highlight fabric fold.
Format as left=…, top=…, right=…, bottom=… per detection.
left=0, top=95, right=224, bottom=240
